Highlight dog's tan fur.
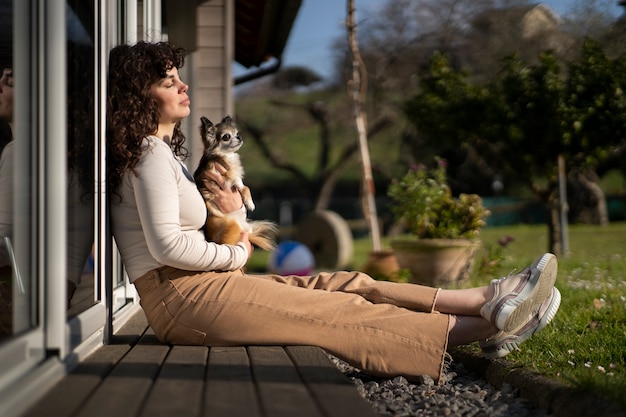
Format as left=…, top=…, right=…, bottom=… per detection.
left=193, top=116, right=277, bottom=251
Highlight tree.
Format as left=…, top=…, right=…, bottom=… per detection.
left=561, top=39, right=626, bottom=225
left=563, top=39, right=626, bottom=165
left=337, top=0, right=538, bottom=99
left=404, top=40, right=626, bottom=255
left=346, top=0, right=382, bottom=251
left=561, top=0, right=619, bottom=39
left=237, top=100, right=391, bottom=211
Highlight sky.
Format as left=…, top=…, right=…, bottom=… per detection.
left=237, top=0, right=624, bottom=82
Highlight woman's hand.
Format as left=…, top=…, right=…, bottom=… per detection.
left=205, top=163, right=243, bottom=212
left=239, top=231, right=253, bottom=260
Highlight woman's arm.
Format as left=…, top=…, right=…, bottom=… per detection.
left=202, top=163, right=243, bottom=212
left=202, top=163, right=253, bottom=257
left=133, top=140, right=249, bottom=270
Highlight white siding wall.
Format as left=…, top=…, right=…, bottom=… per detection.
left=187, top=0, right=233, bottom=169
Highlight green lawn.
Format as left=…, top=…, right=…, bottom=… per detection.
left=470, top=223, right=626, bottom=410
left=249, top=222, right=626, bottom=409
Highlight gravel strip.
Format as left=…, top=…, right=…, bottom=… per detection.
left=329, top=355, right=552, bottom=417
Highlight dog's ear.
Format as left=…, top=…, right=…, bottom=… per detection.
left=200, top=116, right=217, bottom=150
left=200, top=116, right=215, bottom=128
left=221, top=115, right=233, bottom=126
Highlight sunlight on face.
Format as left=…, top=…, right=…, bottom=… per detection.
left=149, top=67, right=190, bottom=127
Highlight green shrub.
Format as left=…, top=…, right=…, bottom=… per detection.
left=387, top=158, right=490, bottom=239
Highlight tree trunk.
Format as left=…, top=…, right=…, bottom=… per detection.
left=315, top=173, right=340, bottom=211
left=547, top=190, right=562, bottom=257
left=347, top=0, right=382, bottom=251
left=572, top=170, right=609, bottom=226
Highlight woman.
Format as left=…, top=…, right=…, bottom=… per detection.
left=107, top=41, right=561, bottom=382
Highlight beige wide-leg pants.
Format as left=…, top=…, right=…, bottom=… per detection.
left=133, top=266, right=450, bottom=382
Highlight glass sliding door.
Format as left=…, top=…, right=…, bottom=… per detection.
left=0, top=0, right=39, bottom=351
left=0, top=0, right=18, bottom=341
left=64, top=0, right=110, bottom=354
left=108, top=0, right=144, bottom=334
left=66, top=0, right=96, bottom=318
left=0, top=0, right=149, bottom=413
left=0, top=1, right=47, bottom=413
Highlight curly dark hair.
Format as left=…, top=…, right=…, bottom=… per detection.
left=106, top=41, right=188, bottom=200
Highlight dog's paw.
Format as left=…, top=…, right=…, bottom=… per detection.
left=245, top=200, right=256, bottom=211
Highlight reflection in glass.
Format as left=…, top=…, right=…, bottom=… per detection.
left=0, top=0, right=16, bottom=341
left=66, top=1, right=96, bottom=316
left=0, top=0, right=100, bottom=339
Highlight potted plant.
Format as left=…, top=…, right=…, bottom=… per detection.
left=387, top=158, right=490, bottom=286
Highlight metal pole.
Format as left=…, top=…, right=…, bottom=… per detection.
left=558, top=154, right=569, bottom=256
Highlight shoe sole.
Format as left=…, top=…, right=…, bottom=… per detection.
left=483, top=287, right=561, bottom=359
left=500, top=253, right=558, bottom=332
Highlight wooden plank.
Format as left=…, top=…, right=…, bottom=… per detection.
left=248, top=346, right=323, bottom=417
left=136, top=325, right=166, bottom=346
left=21, top=344, right=134, bottom=417
left=203, top=346, right=261, bottom=417
left=21, top=309, right=152, bottom=417
left=22, top=309, right=381, bottom=417
left=139, top=345, right=209, bottom=417
left=286, top=346, right=379, bottom=417
left=74, top=334, right=170, bottom=417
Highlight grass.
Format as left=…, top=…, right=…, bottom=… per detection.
left=471, top=223, right=626, bottom=410
left=249, top=222, right=626, bottom=409
left=237, top=79, right=626, bottom=408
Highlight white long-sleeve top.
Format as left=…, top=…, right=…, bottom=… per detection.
left=111, top=136, right=249, bottom=282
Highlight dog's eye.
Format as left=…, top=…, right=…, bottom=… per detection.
left=221, top=134, right=231, bottom=142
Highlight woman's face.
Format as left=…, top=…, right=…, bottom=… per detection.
left=149, top=67, right=190, bottom=126
left=0, top=68, right=14, bottom=123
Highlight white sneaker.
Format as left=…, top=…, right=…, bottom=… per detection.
left=481, top=287, right=561, bottom=359
left=480, top=253, right=558, bottom=332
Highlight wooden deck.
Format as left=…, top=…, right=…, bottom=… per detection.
left=22, top=310, right=378, bottom=417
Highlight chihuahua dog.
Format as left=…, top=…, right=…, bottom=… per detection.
left=193, top=116, right=277, bottom=251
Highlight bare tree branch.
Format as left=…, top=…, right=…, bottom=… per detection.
left=237, top=119, right=311, bottom=186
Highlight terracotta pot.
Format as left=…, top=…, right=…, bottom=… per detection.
left=359, top=249, right=401, bottom=281
left=390, top=238, right=480, bottom=287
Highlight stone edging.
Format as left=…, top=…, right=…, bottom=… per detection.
left=450, top=349, right=625, bottom=417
